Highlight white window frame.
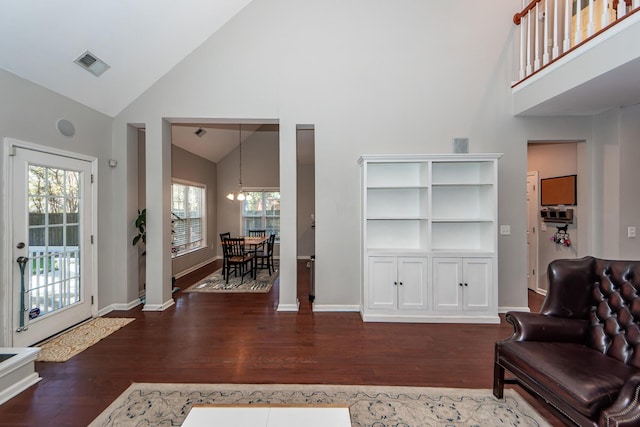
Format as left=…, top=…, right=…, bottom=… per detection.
left=239, top=187, right=280, bottom=242
left=171, top=178, right=206, bottom=257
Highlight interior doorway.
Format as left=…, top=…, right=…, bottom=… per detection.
left=526, top=171, right=539, bottom=292
left=527, top=141, right=583, bottom=295
left=296, top=125, right=315, bottom=302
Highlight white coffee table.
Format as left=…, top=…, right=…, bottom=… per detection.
left=182, top=404, right=351, bottom=427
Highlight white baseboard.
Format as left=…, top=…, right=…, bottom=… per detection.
left=312, top=304, right=360, bottom=312
left=499, top=306, right=531, bottom=313
left=98, top=298, right=143, bottom=316
left=0, top=373, right=41, bottom=405
left=143, top=298, right=175, bottom=311
left=277, top=301, right=300, bottom=312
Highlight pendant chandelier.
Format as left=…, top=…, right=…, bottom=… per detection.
left=226, top=124, right=245, bottom=201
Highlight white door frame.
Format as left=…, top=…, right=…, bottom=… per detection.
left=2, top=138, right=99, bottom=347
left=527, top=171, right=542, bottom=294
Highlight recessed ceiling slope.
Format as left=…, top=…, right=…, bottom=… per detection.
left=0, top=0, right=253, bottom=117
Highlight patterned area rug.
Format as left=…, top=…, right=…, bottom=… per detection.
left=89, top=383, right=550, bottom=426
left=36, top=317, right=135, bottom=362
left=184, top=267, right=278, bottom=293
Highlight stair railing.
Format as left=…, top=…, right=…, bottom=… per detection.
left=513, top=0, right=640, bottom=85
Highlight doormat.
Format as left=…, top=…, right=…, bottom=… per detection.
left=89, top=383, right=550, bottom=426
left=35, top=317, right=135, bottom=362
left=184, top=267, right=278, bottom=293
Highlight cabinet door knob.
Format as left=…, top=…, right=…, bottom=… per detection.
left=464, top=283, right=468, bottom=287
left=394, top=281, right=397, bottom=286
left=399, top=282, right=403, bottom=286
left=459, top=283, right=463, bottom=287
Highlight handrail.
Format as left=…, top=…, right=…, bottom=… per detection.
left=513, top=0, right=544, bottom=25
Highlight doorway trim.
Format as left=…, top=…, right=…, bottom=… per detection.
left=526, top=171, right=541, bottom=294
left=2, top=137, right=99, bottom=347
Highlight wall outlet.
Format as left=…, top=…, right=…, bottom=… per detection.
left=629, top=226, right=637, bottom=238
left=500, top=225, right=511, bottom=235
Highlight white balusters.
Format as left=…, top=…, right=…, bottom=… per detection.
left=618, top=0, right=627, bottom=18
left=543, top=0, right=550, bottom=65
left=634, top=0, right=640, bottom=10
left=534, top=2, right=541, bottom=70
left=575, top=0, right=583, bottom=45
left=526, top=9, right=533, bottom=75
left=553, top=0, right=560, bottom=58
left=519, top=0, right=526, bottom=80
left=564, top=0, right=571, bottom=51
left=587, top=0, right=596, bottom=36
left=602, top=0, right=611, bottom=27
left=515, top=0, right=632, bottom=83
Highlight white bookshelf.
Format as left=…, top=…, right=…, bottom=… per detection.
left=359, top=154, right=501, bottom=323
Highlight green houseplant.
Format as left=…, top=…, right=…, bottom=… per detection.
left=132, top=208, right=146, bottom=254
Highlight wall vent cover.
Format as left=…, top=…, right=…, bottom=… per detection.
left=74, top=51, right=110, bottom=77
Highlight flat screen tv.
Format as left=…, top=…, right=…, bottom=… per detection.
left=540, top=174, right=577, bottom=206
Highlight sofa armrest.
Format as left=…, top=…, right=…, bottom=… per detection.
left=504, top=311, right=588, bottom=342
left=600, top=373, right=640, bottom=427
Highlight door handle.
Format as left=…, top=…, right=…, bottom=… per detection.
left=16, top=242, right=25, bottom=249
left=16, top=256, right=29, bottom=332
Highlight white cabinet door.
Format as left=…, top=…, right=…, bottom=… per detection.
left=368, top=257, right=397, bottom=310
left=368, top=256, right=428, bottom=311
left=432, top=257, right=492, bottom=312
left=462, top=258, right=492, bottom=311
left=432, top=258, right=463, bottom=311
left=397, top=257, right=428, bottom=310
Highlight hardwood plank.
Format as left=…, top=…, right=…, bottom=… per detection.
left=0, top=260, right=563, bottom=426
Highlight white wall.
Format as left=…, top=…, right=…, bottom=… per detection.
left=0, top=69, right=113, bottom=345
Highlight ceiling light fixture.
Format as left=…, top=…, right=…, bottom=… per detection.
left=227, top=124, right=245, bottom=201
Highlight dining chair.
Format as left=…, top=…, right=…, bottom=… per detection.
left=221, top=237, right=255, bottom=284
left=255, top=233, right=276, bottom=276
left=219, top=232, right=231, bottom=279
left=248, top=229, right=266, bottom=252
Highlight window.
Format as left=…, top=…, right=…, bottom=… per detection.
left=241, top=190, right=280, bottom=241
left=171, top=181, right=206, bottom=256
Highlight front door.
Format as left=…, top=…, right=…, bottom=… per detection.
left=10, top=142, right=95, bottom=347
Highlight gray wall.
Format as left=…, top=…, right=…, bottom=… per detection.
left=0, top=68, right=113, bottom=345
left=297, top=162, right=315, bottom=258
left=216, top=124, right=279, bottom=257
left=110, top=0, right=600, bottom=313
left=171, top=145, right=218, bottom=277
left=2, top=1, right=640, bottom=340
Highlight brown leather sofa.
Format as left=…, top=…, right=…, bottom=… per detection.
left=494, top=256, right=640, bottom=427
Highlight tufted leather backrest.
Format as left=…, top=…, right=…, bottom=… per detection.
left=587, top=258, right=640, bottom=368
left=544, top=257, right=640, bottom=367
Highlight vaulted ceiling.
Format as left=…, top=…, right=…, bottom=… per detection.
left=0, top=0, right=253, bottom=118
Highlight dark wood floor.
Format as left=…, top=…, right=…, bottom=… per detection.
left=0, top=260, right=564, bottom=426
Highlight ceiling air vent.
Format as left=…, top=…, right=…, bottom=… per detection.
left=74, top=51, right=110, bottom=77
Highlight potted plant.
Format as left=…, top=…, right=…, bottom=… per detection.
left=132, top=208, right=146, bottom=254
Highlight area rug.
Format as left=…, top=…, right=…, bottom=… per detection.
left=184, top=267, right=278, bottom=293
left=89, top=383, right=550, bottom=426
left=35, top=317, right=135, bottom=362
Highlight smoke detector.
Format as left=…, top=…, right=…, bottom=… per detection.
left=74, top=51, right=110, bottom=77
